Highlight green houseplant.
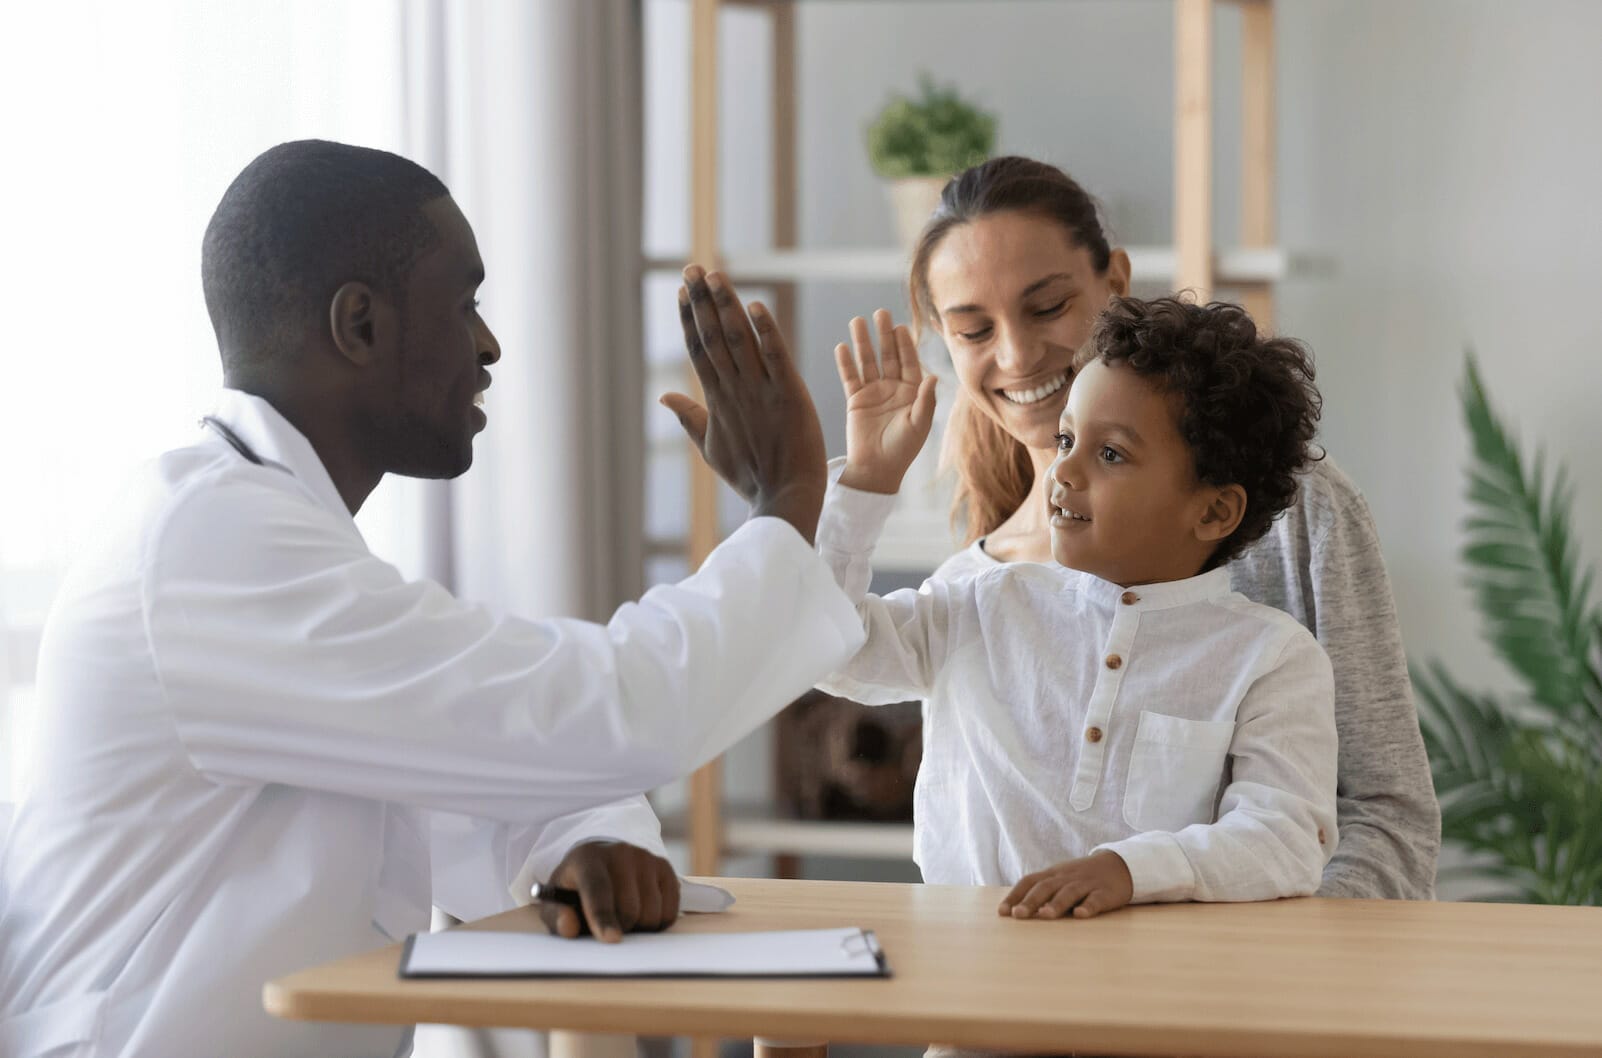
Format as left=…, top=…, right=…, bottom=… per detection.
left=866, top=74, right=997, bottom=247
left=1414, top=355, right=1602, bottom=904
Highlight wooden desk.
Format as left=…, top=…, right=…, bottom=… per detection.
left=266, top=877, right=1602, bottom=1058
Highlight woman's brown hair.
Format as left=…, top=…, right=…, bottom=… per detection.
left=907, top=156, right=1113, bottom=545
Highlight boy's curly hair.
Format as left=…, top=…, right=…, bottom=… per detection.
left=1085, top=296, right=1324, bottom=566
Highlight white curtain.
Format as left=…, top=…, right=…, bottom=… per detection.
left=1, top=3, right=646, bottom=1055
left=394, top=4, right=646, bottom=1057
left=0, top=0, right=411, bottom=803
left=378, top=0, right=646, bottom=625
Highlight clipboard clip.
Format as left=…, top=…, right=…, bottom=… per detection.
left=840, top=929, right=887, bottom=971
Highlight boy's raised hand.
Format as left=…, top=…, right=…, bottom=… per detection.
left=999, top=851, right=1135, bottom=921
left=834, top=309, right=938, bottom=495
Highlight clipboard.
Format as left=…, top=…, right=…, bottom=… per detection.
left=399, top=926, right=890, bottom=979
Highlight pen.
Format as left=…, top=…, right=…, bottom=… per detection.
left=530, top=883, right=584, bottom=909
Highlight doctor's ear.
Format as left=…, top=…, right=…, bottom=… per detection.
left=329, top=282, right=387, bottom=366
left=1194, top=483, right=1247, bottom=544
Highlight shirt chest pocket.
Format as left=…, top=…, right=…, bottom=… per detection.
left=1122, top=710, right=1235, bottom=833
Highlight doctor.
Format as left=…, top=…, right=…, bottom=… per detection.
left=0, top=140, right=863, bottom=1058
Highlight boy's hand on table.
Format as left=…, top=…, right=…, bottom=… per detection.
left=999, top=851, right=1134, bottom=921
left=538, top=840, right=682, bottom=943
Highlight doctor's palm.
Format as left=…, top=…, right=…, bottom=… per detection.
left=663, top=267, right=830, bottom=543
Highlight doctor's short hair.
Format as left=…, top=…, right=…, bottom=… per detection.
left=1080, top=296, right=1324, bottom=566
left=201, top=139, right=449, bottom=373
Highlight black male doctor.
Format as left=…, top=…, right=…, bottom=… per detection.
left=0, top=140, right=858, bottom=1058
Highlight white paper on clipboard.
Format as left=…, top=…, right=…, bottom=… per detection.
left=399, top=925, right=888, bottom=979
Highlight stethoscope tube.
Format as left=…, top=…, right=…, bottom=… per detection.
left=199, top=415, right=265, bottom=466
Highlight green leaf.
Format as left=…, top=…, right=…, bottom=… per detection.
left=866, top=72, right=997, bottom=178
left=1417, top=352, right=1602, bottom=905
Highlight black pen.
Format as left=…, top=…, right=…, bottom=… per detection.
left=530, top=883, right=584, bottom=909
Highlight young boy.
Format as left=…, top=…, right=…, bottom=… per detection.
left=820, top=296, right=1337, bottom=919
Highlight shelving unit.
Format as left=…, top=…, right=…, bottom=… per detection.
left=658, top=802, right=916, bottom=861
left=654, top=0, right=1282, bottom=878
left=645, top=245, right=1288, bottom=285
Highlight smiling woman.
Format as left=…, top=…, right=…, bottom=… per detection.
left=903, top=155, right=1440, bottom=903
left=906, top=158, right=1131, bottom=554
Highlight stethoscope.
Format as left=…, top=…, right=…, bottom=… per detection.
left=200, top=415, right=270, bottom=468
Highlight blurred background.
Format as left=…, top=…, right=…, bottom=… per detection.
left=2, top=0, right=1599, bottom=1004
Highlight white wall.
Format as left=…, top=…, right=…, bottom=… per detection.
left=1275, top=0, right=1602, bottom=694
left=643, top=1, right=1602, bottom=832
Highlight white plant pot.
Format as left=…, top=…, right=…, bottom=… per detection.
left=886, top=175, right=951, bottom=250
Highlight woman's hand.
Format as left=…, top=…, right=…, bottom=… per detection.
left=834, top=309, right=939, bottom=495
left=998, top=851, right=1135, bottom=921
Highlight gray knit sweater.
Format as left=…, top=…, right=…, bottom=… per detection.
left=931, top=456, right=1441, bottom=900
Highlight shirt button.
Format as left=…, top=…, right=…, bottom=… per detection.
left=1121, top=591, right=1139, bottom=605
left=1086, top=727, right=1103, bottom=743
left=1318, top=827, right=1328, bottom=845
left=1105, top=654, right=1123, bottom=670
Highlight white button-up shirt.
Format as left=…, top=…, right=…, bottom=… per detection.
left=816, top=478, right=1338, bottom=904
left=0, top=390, right=864, bottom=1058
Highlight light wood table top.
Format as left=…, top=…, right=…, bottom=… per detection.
left=265, top=876, right=1602, bottom=1057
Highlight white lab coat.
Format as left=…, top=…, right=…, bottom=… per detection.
left=0, top=390, right=864, bottom=1058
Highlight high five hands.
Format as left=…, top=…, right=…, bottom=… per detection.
left=835, top=309, right=939, bottom=495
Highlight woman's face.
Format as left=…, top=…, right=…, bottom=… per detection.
left=927, top=210, right=1129, bottom=452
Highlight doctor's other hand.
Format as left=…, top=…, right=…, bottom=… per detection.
left=661, top=265, right=828, bottom=546
left=835, top=309, right=938, bottom=496
left=998, top=850, right=1135, bottom=921
left=539, top=840, right=682, bottom=944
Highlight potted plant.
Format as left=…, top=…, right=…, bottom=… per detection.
left=866, top=74, right=997, bottom=248
left=1414, top=354, right=1602, bottom=904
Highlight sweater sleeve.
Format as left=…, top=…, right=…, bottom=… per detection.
left=1304, top=483, right=1441, bottom=899
left=1232, top=460, right=1441, bottom=899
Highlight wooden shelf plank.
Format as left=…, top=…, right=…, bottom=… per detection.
left=661, top=805, right=916, bottom=860
left=645, top=246, right=1290, bottom=286
left=645, top=514, right=956, bottom=574
left=1175, top=0, right=1215, bottom=298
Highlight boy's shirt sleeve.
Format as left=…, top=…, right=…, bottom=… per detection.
left=1094, top=627, right=1340, bottom=903
left=814, top=460, right=953, bottom=704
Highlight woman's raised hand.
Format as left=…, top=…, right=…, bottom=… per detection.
left=834, top=309, right=938, bottom=495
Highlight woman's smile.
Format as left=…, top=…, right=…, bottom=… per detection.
left=999, top=369, right=1071, bottom=406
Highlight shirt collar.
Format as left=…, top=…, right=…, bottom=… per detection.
left=1060, top=563, right=1233, bottom=612
left=208, top=388, right=359, bottom=533
left=973, top=539, right=1234, bottom=611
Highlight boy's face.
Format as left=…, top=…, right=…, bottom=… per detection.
left=1046, top=359, right=1228, bottom=586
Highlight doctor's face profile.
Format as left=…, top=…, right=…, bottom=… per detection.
left=370, top=196, right=502, bottom=480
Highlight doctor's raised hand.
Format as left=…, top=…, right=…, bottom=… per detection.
left=662, top=265, right=830, bottom=544
left=833, top=309, right=939, bottom=495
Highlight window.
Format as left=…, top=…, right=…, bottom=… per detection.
left=0, top=1, right=408, bottom=799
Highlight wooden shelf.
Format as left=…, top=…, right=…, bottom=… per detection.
left=646, top=245, right=1290, bottom=287
left=660, top=0, right=1286, bottom=892
left=661, top=803, right=915, bottom=861
left=872, top=511, right=960, bottom=573
left=644, top=510, right=955, bottom=573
